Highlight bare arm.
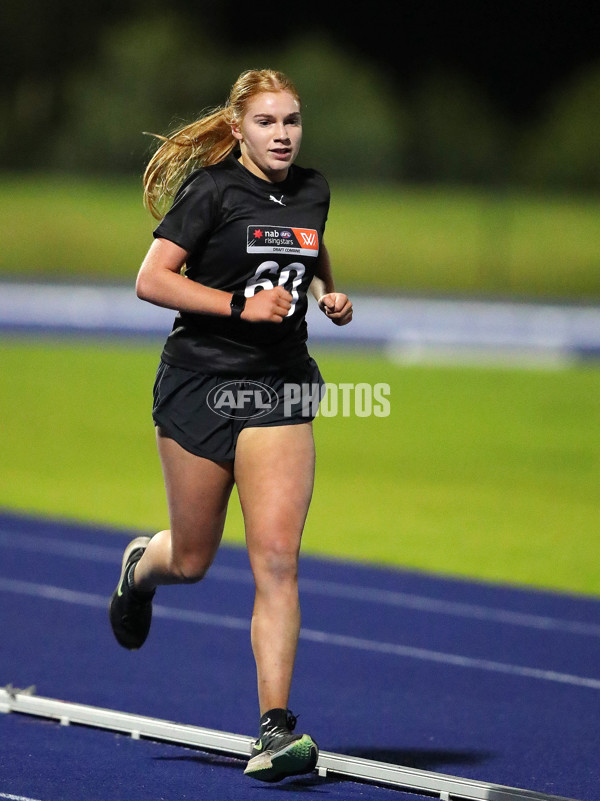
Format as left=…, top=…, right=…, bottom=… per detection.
left=309, top=242, right=353, bottom=326
left=136, top=238, right=292, bottom=323
left=136, top=238, right=230, bottom=314
left=310, top=242, right=336, bottom=301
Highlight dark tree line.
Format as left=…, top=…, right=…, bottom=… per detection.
left=2, top=1, right=599, bottom=188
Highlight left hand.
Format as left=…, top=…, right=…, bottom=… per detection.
left=318, top=292, right=353, bottom=326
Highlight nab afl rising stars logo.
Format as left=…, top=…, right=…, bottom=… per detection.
left=247, top=226, right=319, bottom=256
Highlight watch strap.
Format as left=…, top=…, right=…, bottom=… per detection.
left=230, top=291, right=247, bottom=318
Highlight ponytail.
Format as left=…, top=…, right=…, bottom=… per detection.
left=143, top=69, right=301, bottom=219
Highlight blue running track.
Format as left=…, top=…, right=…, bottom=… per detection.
left=1, top=510, right=599, bottom=800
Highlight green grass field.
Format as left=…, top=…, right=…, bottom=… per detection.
left=1, top=340, right=598, bottom=597
left=1, top=174, right=599, bottom=298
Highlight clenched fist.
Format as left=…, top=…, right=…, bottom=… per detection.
left=242, top=286, right=293, bottom=323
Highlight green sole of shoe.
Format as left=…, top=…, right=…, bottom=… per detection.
left=245, top=735, right=318, bottom=783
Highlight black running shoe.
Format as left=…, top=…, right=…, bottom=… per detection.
left=109, top=536, right=155, bottom=650
left=244, top=708, right=318, bottom=783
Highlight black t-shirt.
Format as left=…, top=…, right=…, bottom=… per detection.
left=153, top=153, right=330, bottom=375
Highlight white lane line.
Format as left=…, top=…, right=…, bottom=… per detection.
left=1, top=529, right=599, bottom=638
left=228, top=567, right=600, bottom=639
left=0, top=794, right=44, bottom=801
left=0, top=531, right=122, bottom=563
left=0, top=578, right=248, bottom=633
left=1, top=576, right=599, bottom=691
left=299, top=628, right=600, bottom=690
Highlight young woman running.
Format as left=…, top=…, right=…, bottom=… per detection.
left=109, top=68, right=352, bottom=783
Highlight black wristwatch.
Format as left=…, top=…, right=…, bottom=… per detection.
left=230, top=291, right=247, bottom=319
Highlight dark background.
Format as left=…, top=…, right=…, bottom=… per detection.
left=224, top=0, right=599, bottom=121
left=2, top=0, right=599, bottom=185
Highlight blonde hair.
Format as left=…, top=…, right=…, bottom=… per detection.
left=143, top=69, right=301, bottom=219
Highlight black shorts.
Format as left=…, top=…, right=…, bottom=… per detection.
left=152, top=358, right=325, bottom=462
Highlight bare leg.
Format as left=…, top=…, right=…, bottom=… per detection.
left=133, top=428, right=235, bottom=592
left=234, top=422, right=315, bottom=715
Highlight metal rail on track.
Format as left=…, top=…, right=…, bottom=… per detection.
left=0, top=686, right=576, bottom=801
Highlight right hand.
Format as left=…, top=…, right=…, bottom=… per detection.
left=241, top=286, right=292, bottom=323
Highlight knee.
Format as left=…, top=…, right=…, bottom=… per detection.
left=170, top=550, right=212, bottom=584
left=254, top=538, right=300, bottom=584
